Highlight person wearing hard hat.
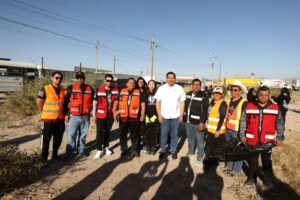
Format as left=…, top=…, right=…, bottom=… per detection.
left=224, top=80, right=247, bottom=177
left=205, top=87, right=227, bottom=162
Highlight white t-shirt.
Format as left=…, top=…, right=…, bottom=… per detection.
left=155, top=83, right=186, bottom=119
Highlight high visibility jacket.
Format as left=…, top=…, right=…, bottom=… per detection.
left=184, top=91, right=208, bottom=124
left=118, top=88, right=140, bottom=118
left=245, top=102, right=279, bottom=145
left=41, top=84, right=65, bottom=120
left=69, top=83, right=93, bottom=116
left=96, top=86, right=118, bottom=119
left=226, top=98, right=247, bottom=131
left=207, top=100, right=226, bottom=134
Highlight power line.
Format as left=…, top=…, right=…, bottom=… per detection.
left=11, top=0, right=179, bottom=56
left=0, top=16, right=208, bottom=69
left=12, top=0, right=151, bottom=43
left=0, top=16, right=95, bottom=46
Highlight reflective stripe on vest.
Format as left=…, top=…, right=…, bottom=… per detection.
left=118, top=88, right=140, bottom=118
left=190, top=115, right=200, bottom=120
left=245, top=102, right=279, bottom=145
left=96, top=86, right=118, bottom=119
left=69, top=83, right=93, bottom=116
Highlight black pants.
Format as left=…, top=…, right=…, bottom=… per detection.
left=96, top=117, right=114, bottom=150
left=119, top=120, right=140, bottom=153
left=144, top=121, right=160, bottom=151
left=205, top=132, right=226, bottom=158
left=248, top=150, right=273, bottom=179
left=41, top=120, right=65, bottom=161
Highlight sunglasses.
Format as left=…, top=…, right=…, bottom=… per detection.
left=230, top=88, right=239, bottom=92
left=106, top=79, right=113, bottom=83
left=54, top=77, right=62, bottom=80
left=76, top=76, right=84, bottom=79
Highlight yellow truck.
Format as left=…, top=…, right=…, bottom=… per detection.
left=223, top=77, right=262, bottom=88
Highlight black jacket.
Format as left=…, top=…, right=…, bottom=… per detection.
left=183, top=91, right=209, bottom=124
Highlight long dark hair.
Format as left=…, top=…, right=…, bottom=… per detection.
left=136, top=77, right=147, bottom=92
left=145, top=80, right=158, bottom=96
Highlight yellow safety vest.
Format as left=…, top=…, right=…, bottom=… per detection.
left=207, top=100, right=226, bottom=134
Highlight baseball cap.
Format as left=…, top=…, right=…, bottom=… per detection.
left=213, top=87, right=223, bottom=94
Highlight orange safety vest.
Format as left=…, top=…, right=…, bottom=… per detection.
left=226, top=98, right=246, bottom=131
left=118, top=88, right=140, bottom=118
left=207, top=99, right=226, bottom=134
left=69, top=83, right=93, bottom=116
left=41, top=84, right=65, bottom=120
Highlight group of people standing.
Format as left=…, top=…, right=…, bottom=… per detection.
left=36, top=70, right=287, bottom=188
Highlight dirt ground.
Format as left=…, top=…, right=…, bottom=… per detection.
left=1, top=93, right=300, bottom=200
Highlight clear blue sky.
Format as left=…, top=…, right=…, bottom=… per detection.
left=0, top=0, right=300, bottom=80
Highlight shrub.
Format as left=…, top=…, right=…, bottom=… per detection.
left=5, top=78, right=48, bottom=116
left=0, top=145, right=43, bottom=196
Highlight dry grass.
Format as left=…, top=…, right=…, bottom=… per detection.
left=273, top=141, right=300, bottom=194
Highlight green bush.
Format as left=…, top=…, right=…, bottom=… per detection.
left=5, top=78, right=48, bottom=116
left=0, top=145, right=43, bottom=195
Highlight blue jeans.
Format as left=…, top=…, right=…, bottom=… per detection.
left=160, top=118, right=179, bottom=154
left=185, top=123, right=205, bottom=160
left=66, top=115, right=90, bottom=155
left=225, top=129, right=243, bottom=172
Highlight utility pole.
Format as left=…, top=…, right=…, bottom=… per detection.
left=150, top=32, right=155, bottom=79
left=41, top=56, right=44, bottom=78
left=80, top=62, right=82, bottom=71
left=113, top=56, right=116, bottom=73
left=209, top=51, right=217, bottom=85
left=218, top=62, right=222, bottom=86
left=96, top=40, right=100, bottom=73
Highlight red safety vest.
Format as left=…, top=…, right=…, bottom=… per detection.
left=118, top=88, right=140, bottom=118
left=69, top=83, right=93, bottom=116
left=245, top=102, right=279, bottom=145
left=96, top=86, right=118, bottom=119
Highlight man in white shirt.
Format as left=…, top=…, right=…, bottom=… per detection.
left=155, top=72, right=186, bottom=159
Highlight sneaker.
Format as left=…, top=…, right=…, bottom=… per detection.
left=195, top=159, right=203, bottom=165
left=105, top=147, right=112, bottom=155
left=244, top=178, right=255, bottom=187
left=185, top=153, right=194, bottom=157
left=222, top=168, right=232, bottom=174
left=159, top=152, right=166, bottom=160
left=94, top=150, right=103, bottom=160
left=121, top=150, right=128, bottom=158
left=128, top=151, right=140, bottom=159
left=172, top=153, right=178, bottom=160
left=228, top=170, right=240, bottom=177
